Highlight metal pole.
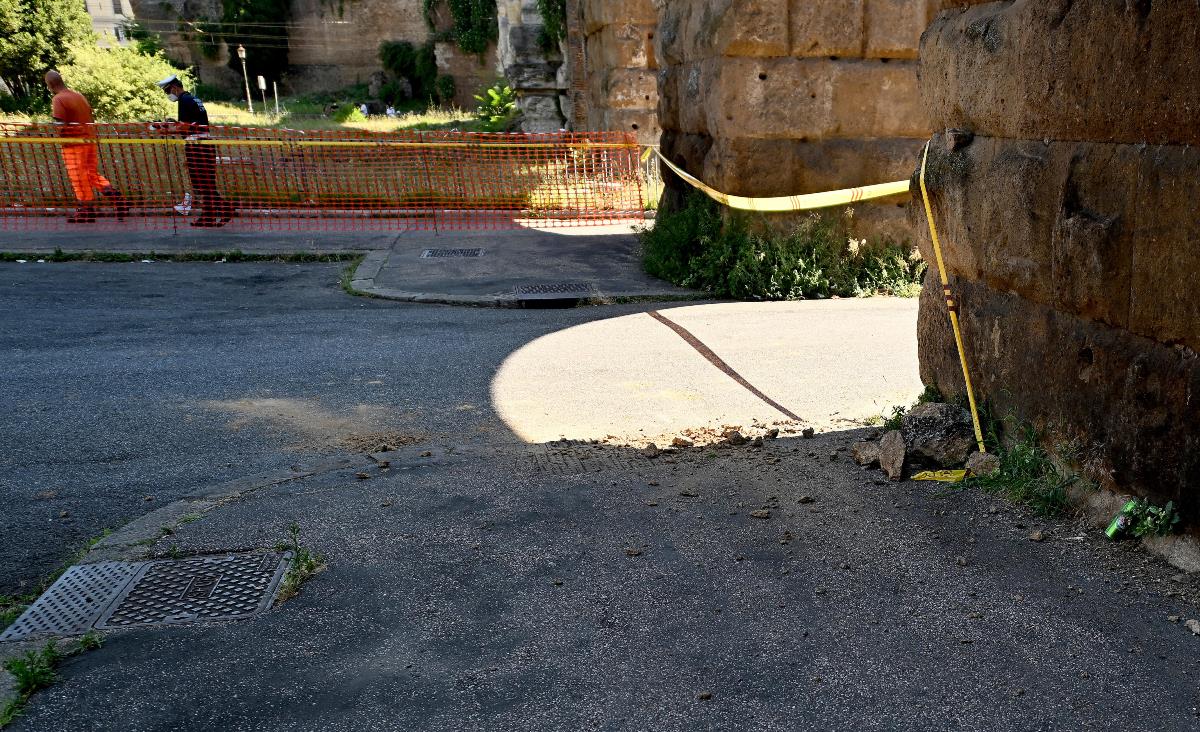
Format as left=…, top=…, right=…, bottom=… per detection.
left=273, top=82, right=280, bottom=117
left=238, top=45, right=253, bottom=114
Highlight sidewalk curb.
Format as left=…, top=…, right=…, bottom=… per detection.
left=346, top=251, right=707, bottom=308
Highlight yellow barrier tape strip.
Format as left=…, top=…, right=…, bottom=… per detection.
left=918, top=141, right=986, bottom=455
left=912, top=469, right=969, bottom=483
left=0, top=136, right=639, bottom=150
left=651, top=148, right=910, bottom=213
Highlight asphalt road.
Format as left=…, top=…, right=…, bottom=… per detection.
left=3, top=263, right=1199, bottom=731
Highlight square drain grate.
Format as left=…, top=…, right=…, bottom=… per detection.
left=0, top=552, right=292, bottom=642
left=420, top=248, right=484, bottom=258
left=97, top=552, right=291, bottom=629
left=0, top=562, right=141, bottom=642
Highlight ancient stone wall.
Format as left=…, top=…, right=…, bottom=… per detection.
left=915, top=1, right=1200, bottom=524
left=576, top=0, right=660, bottom=144
left=655, top=0, right=955, bottom=237
left=498, top=0, right=568, bottom=131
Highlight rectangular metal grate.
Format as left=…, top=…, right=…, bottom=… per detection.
left=514, top=283, right=594, bottom=296
left=0, top=562, right=140, bottom=642
left=420, top=248, right=484, bottom=258
left=97, top=552, right=292, bottom=629
left=0, top=552, right=292, bottom=642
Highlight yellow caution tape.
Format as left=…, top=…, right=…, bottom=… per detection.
left=0, top=136, right=638, bottom=150
left=918, top=142, right=986, bottom=455
left=912, top=470, right=969, bottom=483
left=650, top=147, right=910, bottom=213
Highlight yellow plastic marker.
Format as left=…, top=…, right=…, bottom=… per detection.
left=918, top=141, right=986, bottom=456
left=651, top=148, right=909, bottom=213
left=912, top=470, right=969, bottom=483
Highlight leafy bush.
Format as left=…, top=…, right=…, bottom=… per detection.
left=1126, top=499, right=1181, bottom=538
left=0, top=0, right=94, bottom=107
left=333, top=104, right=366, bottom=123
left=474, top=82, right=517, bottom=131
left=641, top=192, right=926, bottom=300
left=434, top=75, right=457, bottom=104
left=59, top=43, right=194, bottom=121
left=378, top=40, right=438, bottom=101
left=424, top=0, right=498, bottom=55
left=536, top=0, right=566, bottom=50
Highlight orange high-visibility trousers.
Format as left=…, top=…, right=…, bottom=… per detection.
left=61, top=143, right=110, bottom=202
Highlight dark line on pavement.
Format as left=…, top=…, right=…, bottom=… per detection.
left=646, top=310, right=803, bottom=422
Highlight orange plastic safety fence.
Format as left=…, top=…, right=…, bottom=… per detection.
left=0, top=123, right=645, bottom=231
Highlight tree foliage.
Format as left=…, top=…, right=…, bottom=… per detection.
left=423, top=0, right=497, bottom=56
left=59, top=43, right=193, bottom=121
left=0, top=0, right=93, bottom=107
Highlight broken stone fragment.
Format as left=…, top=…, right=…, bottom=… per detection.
left=879, top=430, right=906, bottom=481
left=1187, top=619, right=1200, bottom=636
left=766, top=428, right=780, bottom=439
left=749, top=509, right=770, bottom=519
left=723, top=430, right=747, bottom=446
left=967, top=451, right=1001, bottom=477
left=802, top=427, right=815, bottom=439
left=672, top=437, right=693, bottom=448
left=902, top=402, right=976, bottom=467
left=852, top=441, right=881, bottom=467
left=642, top=444, right=661, bottom=458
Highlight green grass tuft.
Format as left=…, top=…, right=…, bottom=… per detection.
left=968, top=426, right=1073, bottom=517
left=277, top=523, right=327, bottom=603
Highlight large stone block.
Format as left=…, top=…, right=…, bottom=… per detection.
left=789, top=0, right=865, bottom=57
left=829, top=60, right=926, bottom=138
left=864, top=0, right=925, bottom=59
left=582, top=0, right=657, bottom=34
left=595, top=68, right=659, bottom=110
left=918, top=276, right=1200, bottom=523
left=585, top=23, right=656, bottom=71
left=914, top=132, right=1199, bottom=345
left=921, top=0, right=1200, bottom=145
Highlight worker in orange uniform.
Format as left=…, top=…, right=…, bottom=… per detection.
left=43, top=70, right=128, bottom=224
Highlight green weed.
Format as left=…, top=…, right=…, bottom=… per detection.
left=4, top=643, right=60, bottom=696
left=968, top=426, right=1074, bottom=517
left=276, top=523, right=327, bottom=603
left=882, top=405, right=907, bottom=432
left=640, top=192, right=925, bottom=300
left=1126, top=499, right=1181, bottom=538
left=0, top=595, right=33, bottom=633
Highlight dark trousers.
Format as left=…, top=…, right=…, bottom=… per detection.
left=184, top=142, right=230, bottom=216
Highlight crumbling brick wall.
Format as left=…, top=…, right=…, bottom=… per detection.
left=654, top=0, right=953, bottom=238
left=915, top=1, right=1200, bottom=523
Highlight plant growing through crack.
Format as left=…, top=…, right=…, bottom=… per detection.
left=276, top=523, right=327, bottom=603
left=1, top=633, right=102, bottom=728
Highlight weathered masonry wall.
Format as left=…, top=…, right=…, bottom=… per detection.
left=655, top=0, right=954, bottom=238
left=915, top=1, right=1200, bottom=525
left=575, top=0, right=660, bottom=144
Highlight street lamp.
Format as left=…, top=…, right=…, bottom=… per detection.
left=237, top=44, right=253, bottom=114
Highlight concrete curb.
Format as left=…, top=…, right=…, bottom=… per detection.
left=346, top=250, right=706, bottom=308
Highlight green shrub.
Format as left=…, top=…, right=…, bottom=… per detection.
left=59, top=42, right=193, bottom=121
left=535, top=0, right=566, bottom=50
left=423, top=0, right=498, bottom=55
left=333, top=104, right=366, bottom=123
left=378, top=40, right=439, bottom=101
left=0, top=0, right=94, bottom=106
left=474, top=82, right=517, bottom=131
left=968, top=426, right=1073, bottom=517
left=434, top=75, right=457, bottom=104
left=641, top=192, right=926, bottom=300
left=1126, top=499, right=1181, bottom=538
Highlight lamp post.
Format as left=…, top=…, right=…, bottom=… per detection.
left=237, top=44, right=253, bottom=114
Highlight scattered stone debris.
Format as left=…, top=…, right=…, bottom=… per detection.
left=766, top=428, right=780, bottom=439
left=672, top=437, right=693, bottom=448
left=697, top=692, right=713, bottom=701
left=798, top=495, right=816, bottom=504
left=749, top=509, right=771, bottom=519
left=625, top=548, right=643, bottom=557
left=1029, top=530, right=1047, bottom=542
left=903, top=402, right=976, bottom=467
left=642, top=444, right=661, bottom=458
left=967, top=451, right=1001, bottom=477
left=648, top=480, right=660, bottom=486
left=355, top=472, right=372, bottom=480
left=751, top=436, right=764, bottom=448
left=1168, top=615, right=1181, bottom=623
left=956, top=556, right=968, bottom=567
left=828, top=451, right=839, bottom=461
left=1187, top=619, right=1200, bottom=636
left=679, top=489, right=699, bottom=498
left=879, top=430, right=906, bottom=481
left=420, top=451, right=433, bottom=457
left=802, top=427, right=816, bottom=439
left=377, top=460, right=390, bottom=469
left=852, top=441, right=881, bottom=467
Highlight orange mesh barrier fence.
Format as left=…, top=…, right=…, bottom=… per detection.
left=0, top=123, right=645, bottom=231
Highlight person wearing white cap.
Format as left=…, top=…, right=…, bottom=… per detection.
left=156, top=75, right=232, bottom=227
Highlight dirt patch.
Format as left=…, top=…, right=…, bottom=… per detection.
left=201, top=398, right=424, bottom=453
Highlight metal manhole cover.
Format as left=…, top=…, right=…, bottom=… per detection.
left=514, top=283, right=594, bottom=296
left=420, top=248, right=484, bottom=258
left=0, top=562, right=140, bottom=642
left=97, top=552, right=292, bottom=629
left=0, top=552, right=293, bottom=641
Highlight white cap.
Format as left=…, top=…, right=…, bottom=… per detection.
left=156, top=75, right=179, bottom=88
